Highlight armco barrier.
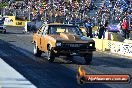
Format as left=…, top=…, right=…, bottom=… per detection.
left=93, top=38, right=111, bottom=51
left=92, top=38, right=103, bottom=51
left=110, top=41, right=132, bottom=57
left=124, top=39, right=132, bottom=44
left=93, top=38, right=132, bottom=58
left=102, top=39, right=111, bottom=51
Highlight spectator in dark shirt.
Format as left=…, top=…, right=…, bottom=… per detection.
left=85, top=19, right=93, bottom=38
left=98, top=21, right=108, bottom=39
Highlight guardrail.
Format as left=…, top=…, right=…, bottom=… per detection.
left=93, top=38, right=132, bottom=58
left=110, top=40, right=132, bottom=57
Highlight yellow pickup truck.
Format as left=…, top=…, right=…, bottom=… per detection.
left=32, top=23, right=96, bottom=64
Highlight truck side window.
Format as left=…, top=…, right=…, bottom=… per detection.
left=48, top=26, right=58, bottom=34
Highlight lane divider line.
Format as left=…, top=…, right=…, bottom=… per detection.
left=0, top=58, right=37, bottom=88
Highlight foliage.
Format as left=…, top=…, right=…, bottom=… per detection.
left=0, top=2, right=8, bottom=8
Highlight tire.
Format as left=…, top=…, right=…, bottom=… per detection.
left=47, top=45, right=55, bottom=62
left=33, top=43, right=42, bottom=57
left=84, top=52, right=93, bottom=65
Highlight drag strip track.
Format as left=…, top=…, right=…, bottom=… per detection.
left=0, top=27, right=132, bottom=88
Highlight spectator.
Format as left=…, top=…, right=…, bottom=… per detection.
left=121, top=18, right=129, bottom=39
left=85, top=19, right=93, bottom=38
left=98, top=21, right=108, bottom=39
left=98, top=25, right=106, bottom=39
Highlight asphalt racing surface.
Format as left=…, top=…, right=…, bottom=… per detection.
left=0, top=27, right=132, bottom=88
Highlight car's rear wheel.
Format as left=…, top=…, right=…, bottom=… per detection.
left=33, top=43, right=42, bottom=57
left=84, top=52, right=93, bottom=65
left=47, top=45, right=55, bottom=62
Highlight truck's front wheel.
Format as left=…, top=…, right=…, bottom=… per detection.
left=33, top=43, right=42, bottom=57
left=47, top=46, right=55, bottom=62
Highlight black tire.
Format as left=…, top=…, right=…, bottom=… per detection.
left=84, top=52, right=93, bottom=65
left=47, top=45, right=55, bottom=62
left=33, top=43, right=42, bottom=57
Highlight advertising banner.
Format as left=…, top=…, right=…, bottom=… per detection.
left=15, top=20, right=25, bottom=26
left=4, top=17, right=15, bottom=26
left=4, top=16, right=26, bottom=26
left=110, top=41, right=132, bottom=57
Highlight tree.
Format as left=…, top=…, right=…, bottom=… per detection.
left=0, top=2, right=8, bottom=8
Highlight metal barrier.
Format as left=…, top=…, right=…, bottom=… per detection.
left=93, top=38, right=132, bottom=58
left=110, top=41, right=132, bottom=57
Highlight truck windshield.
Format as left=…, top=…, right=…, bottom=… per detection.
left=48, top=25, right=83, bottom=36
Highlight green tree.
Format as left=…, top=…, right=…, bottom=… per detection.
left=0, top=2, right=8, bottom=8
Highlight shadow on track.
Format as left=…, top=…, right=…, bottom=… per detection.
left=0, top=39, right=112, bottom=88
left=92, top=55, right=132, bottom=68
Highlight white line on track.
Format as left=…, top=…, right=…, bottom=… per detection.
left=0, top=58, right=37, bottom=88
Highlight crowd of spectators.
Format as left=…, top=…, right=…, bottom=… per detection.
left=3, top=0, right=97, bottom=24
left=92, top=0, right=131, bottom=25
left=94, top=0, right=131, bottom=39
left=2, top=0, right=131, bottom=24
left=1, top=0, right=132, bottom=39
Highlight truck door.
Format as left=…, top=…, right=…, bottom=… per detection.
left=36, top=26, right=44, bottom=50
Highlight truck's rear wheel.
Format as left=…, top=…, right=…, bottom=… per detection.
left=33, top=43, right=42, bottom=57
left=47, top=46, right=55, bottom=62
left=84, top=52, right=93, bottom=65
